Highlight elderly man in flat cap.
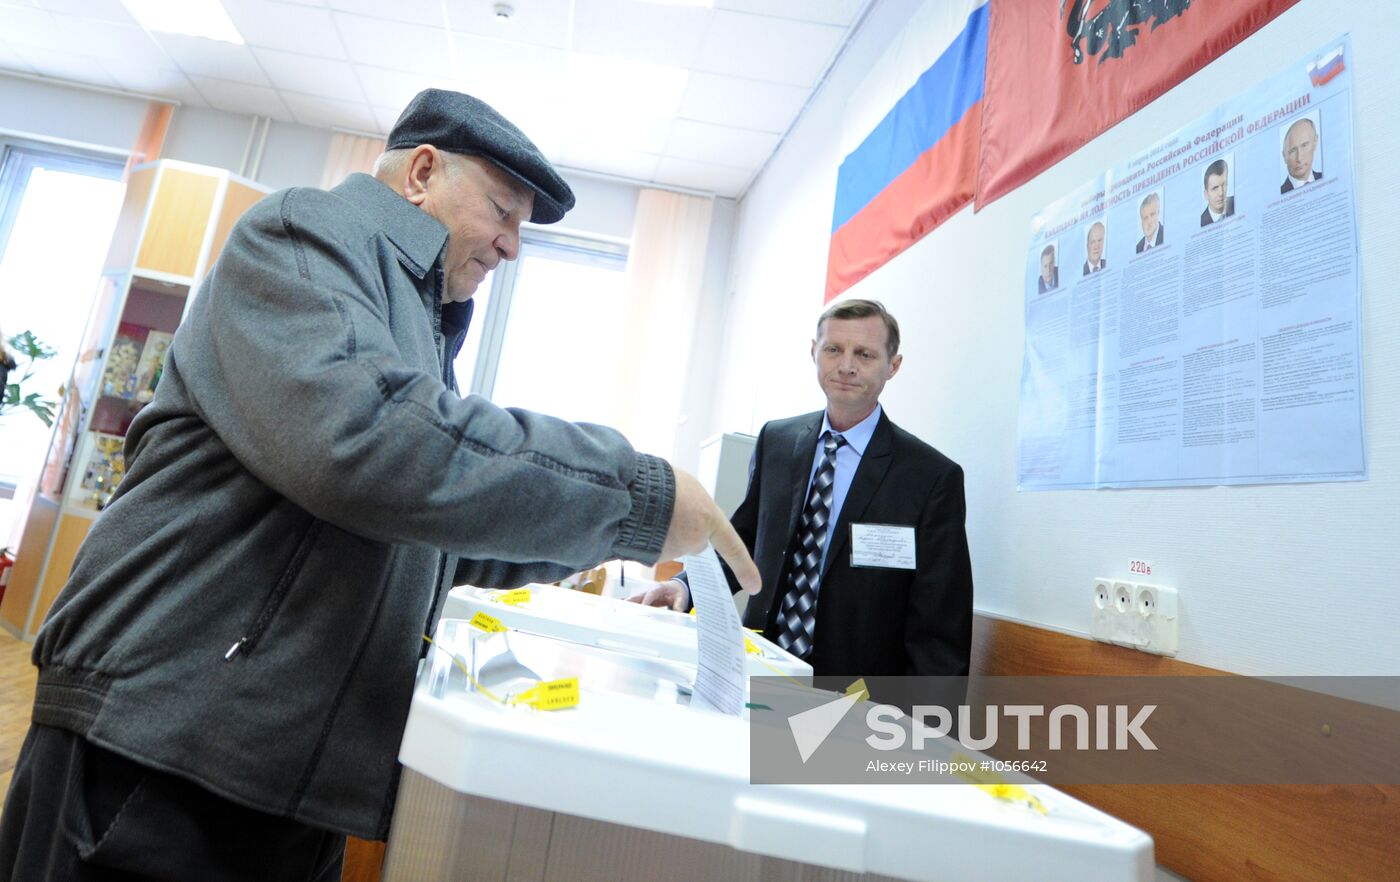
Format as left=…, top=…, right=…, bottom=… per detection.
left=0, top=89, right=759, bottom=881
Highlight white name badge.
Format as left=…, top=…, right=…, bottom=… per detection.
left=849, top=523, right=916, bottom=570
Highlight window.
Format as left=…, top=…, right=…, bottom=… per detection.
left=0, top=144, right=124, bottom=549
left=454, top=232, right=629, bottom=426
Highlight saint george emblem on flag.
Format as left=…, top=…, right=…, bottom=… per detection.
left=1308, top=46, right=1345, bottom=87
left=824, top=0, right=988, bottom=303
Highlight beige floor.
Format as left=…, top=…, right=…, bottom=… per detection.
left=0, top=629, right=37, bottom=801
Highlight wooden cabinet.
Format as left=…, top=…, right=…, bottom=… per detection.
left=0, top=161, right=269, bottom=640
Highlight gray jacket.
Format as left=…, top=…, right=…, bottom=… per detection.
left=32, top=173, right=674, bottom=839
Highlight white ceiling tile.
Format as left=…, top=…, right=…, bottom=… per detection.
left=444, top=0, right=571, bottom=49
left=665, top=118, right=777, bottom=168
left=188, top=74, right=292, bottom=119
left=333, top=12, right=454, bottom=78
left=694, top=10, right=842, bottom=86
left=679, top=71, right=806, bottom=133
left=563, top=52, right=689, bottom=118
left=716, top=0, right=865, bottom=27
left=0, top=41, right=38, bottom=75
left=371, top=104, right=400, bottom=132
left=353, top=65, right=440, bottom=110
left=55, top=15, right=167, bottom=64
left=0, top=5, right=72, bottom=52
left=35, top=0, right=137, bottom=23
left=153, top=33, right=270, bottom=85
left=560, top=103, right=674, bottom=155
left=654, top=155, right=752, bottom=198
left=253, top=48, right=363, bottom=102
left=327, top=0, right=444, bottom=28
left=10, top=42, right=120, bottom=87
left=448, top=33, right=565, bottom=94
left=279, top=89, right=376, bottom=131
left=270, top=0, right=328, bottom=5
left=558, top=141, right=660, bottom=183
left=571, top=0, right=712, bottom=69
left=221, top=0, right=347, bottom=59
left=98, top=57, right=208, bottom=104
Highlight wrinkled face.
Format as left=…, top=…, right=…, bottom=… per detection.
left=1205, top=171, right=1228, bottom=214
left=1040, top=250, right=1056, bottom=284
left=1086, top=224, right=1105, bottom=264
left=1283, top=121, right=1317, bottom=181
left=419, top=153, right=534, bottom=303
left=1139, top=200, right=1159, bottom=238
left=812, top=315, right=902, bottom=421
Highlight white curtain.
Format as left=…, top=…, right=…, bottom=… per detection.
left=320, top=133, right=386, bottom=190
left=617, top=188, right=715, bottom=461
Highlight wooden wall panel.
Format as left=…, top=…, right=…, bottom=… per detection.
left=0, top=496, right=59, bottom=634
left=31, top=514, right=92, bottom=634
left=207, top=180, right=268, bottom=271
left=135, top=168, right=218, bottom=278
left=971, top=615, right=1400, bottom=882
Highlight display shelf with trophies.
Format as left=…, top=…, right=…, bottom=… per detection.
left=1, top=159, right=269, bottom=640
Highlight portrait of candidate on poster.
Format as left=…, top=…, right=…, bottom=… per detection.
left=1199, top=154, right=1235, bottom=227
left=1280, top=111, right=1323, bottom=193
left=1036, top=241, right=1060, bottom=293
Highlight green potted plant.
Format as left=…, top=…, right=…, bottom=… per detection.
left=1, top=330, right=58, bottom=426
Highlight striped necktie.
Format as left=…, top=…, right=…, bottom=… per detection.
left=776, top=431, right=845, bottom=659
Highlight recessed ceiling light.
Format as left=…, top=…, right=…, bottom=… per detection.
left=122, top=0, right=245, bottom=45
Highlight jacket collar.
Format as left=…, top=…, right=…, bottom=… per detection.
left=331, top=173, right=448, bottom=279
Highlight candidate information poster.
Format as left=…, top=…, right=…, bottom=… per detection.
left=1018, top=37, right=1364, bottom=491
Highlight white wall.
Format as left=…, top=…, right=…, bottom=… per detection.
left=717, top=0, right=1400, bottom=676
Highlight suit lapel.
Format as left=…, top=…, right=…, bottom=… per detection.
left=820, top=411, right=894, bottom=581
left=785, top=415, right=821, bottom=543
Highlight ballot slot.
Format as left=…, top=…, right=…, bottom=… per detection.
left=443, top=583, right=811, bottom=678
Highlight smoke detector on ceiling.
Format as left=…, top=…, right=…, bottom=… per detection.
left=493, top=3, right=514, bottom=23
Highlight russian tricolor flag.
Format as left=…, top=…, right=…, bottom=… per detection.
left=825, top=0, right=988, bottom=302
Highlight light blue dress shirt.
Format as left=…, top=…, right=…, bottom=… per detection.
left=809, top=404, right=882, bottom=575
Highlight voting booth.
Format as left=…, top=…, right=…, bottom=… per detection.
left=382, top=586, right=1153, bottom=881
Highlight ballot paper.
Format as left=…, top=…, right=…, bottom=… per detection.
left=682, top=546, right=746, bottom=715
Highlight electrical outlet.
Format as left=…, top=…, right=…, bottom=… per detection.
left=1135, top=583, right=1178, bottom=656
left=1089, top=578, right=1179, bottom=656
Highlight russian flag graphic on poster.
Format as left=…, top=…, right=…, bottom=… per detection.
left=1308, top=45, right=1345, bottom=86
left=824, top=0, right=988, bottom=303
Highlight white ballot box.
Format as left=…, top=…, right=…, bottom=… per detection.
left=382, top=619, right=1154, bottom=882
left=442, top=583, right=812, bottom=679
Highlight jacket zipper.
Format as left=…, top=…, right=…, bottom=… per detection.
left=225, top=520, right=323, bottom=661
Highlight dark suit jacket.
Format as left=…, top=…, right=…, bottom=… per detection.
left=1135, top=225, right=1164, bottom=252
left=727, top=410, right=973, bottom=678
left=1037, top=269, right=1058, bottom=293
left=1280, top=170, right=1322, bottom=193
left=1081, top=258, right=1106, bottom=276
left=1200, top=197, right=1235, bottom=226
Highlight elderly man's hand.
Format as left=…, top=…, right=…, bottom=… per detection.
left=625, top=579, right=689, bottom=611
left=658, top=468, right=761, bottom=596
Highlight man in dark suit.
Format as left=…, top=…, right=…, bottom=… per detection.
left=636, top=300, right=973, bottom=679
left=1280, top=117, right=1322, bottom=192
left=1135, top=192, right=1164, bottom=252
left=1200, top=159, right=1235, bottom=226
left=1038, top=244, right=1059, bottom=293
left=1081, top=221, right=1106, bottom=274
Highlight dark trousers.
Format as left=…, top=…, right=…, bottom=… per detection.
left=0, top=724, right=345, bottom=882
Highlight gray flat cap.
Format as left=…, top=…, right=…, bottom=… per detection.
left=387, top=89, right=574, bottom=224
